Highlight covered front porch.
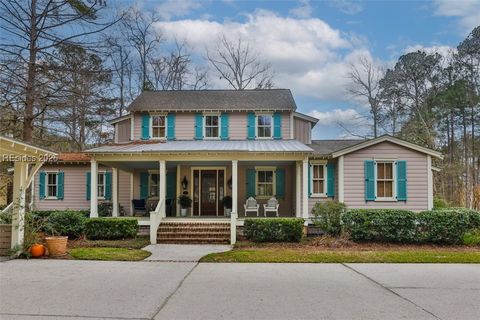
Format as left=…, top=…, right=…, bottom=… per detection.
left=86, top=141, right=313, bottom=244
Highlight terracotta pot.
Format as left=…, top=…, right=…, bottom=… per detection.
left=30, top=244, right=45, bottom=258
left=45, top=236, right=68, bottom=257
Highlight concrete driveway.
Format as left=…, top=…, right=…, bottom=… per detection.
left=1, top=260, right=479, bottom=320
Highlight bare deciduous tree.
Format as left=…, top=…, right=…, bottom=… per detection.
left=207, top=35, right=274, bottom=90
left=0, top=0, right=117, bottom=142
left=347, top=56, right=384, bottom=138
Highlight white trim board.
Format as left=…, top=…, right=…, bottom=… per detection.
left=330, top=135, right=443, bottom=160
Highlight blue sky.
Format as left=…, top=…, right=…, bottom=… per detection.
left=137, top=0, right=479, bottom=139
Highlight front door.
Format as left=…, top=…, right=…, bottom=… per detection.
left=193, top=169, right=225, bottom=216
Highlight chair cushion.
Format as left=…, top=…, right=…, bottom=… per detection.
left=267, top=197, right=278, bottom=208
left=246, top=197, right=257, bottom=208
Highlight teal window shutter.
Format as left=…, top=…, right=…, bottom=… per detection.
left=140, top=172, right=149, bottom=200
left=220, top=113, right=229, bottom=140
left=167, top=113, right=176, bottom=140
left=273, top=112, right=282, bottom=139
left=166, top=171, right=176, bottom=200
left=105, top=172, right=112, bottom=200
left=57, top=172, right=64, bottom=200
left=275, top=168, right=285, bottom=199
left=39, top=171, right=46, bottom=200
left=141, top=114, right=150, bottom=140
left=396, top=160, right=407, bottom=201
left=86, top=172, right=91, bottom=200
left=247, top=112, right=256, bottom=140
left=246, top=169, right=256, bottom=198
left=194, top=113, right=203, bottom=140
left=308, top=163, right=312, bottom=198
left=326, top=163, right=335, bottom=197
left=364, top=160, right=375, bottom=201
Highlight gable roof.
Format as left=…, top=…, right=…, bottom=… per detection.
left=293, top=112, right=319, bottom=124
left=330, top=135, right=443, bottom=159
left=309, top=139, right=364, bottom=156
left=127, top=89, right=297, bottom=112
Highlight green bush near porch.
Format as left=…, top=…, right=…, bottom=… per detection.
left=244, top=218, right=304, bottom=243
left=85, top=218, right=138, bottom=240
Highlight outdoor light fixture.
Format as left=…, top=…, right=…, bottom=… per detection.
left=181, top=176, right=188, bottom=190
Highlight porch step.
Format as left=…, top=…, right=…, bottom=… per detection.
left=157, top=221, right=230, bottom=244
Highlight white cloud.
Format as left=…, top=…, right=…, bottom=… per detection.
left=328, top=0, right=363, bottom=15
left=309, top=108, right=364, bottom=126
left=156, top=0, right=202, bottom=21
left=290, top=0, right=313, bottom=19
left=433, top=0, right=480, bottom=33
left=404, top=44, right=456, bottom=58
left=154, top=10, right=375, bottom=100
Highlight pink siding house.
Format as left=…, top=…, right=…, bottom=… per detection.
left=32, top=89, right=443, bottom=244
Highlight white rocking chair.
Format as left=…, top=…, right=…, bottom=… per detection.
left=263, top=197, right=279, bottom=217
left=244, top=197, right=260, bottom=216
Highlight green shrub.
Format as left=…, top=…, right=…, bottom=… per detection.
left=342, top=209, right=417, bottom=243
left=46, top=210, right=87, bottom=239
left=433, top=197, right=448, bottom=209
left=84, top=218, right=138, bottom=240
left=417, top=210, right=469, bottom=244
left=311, top=201, right=346, bottom=236
left=244, top=218, right=304, bottom=242
left=463, top=229, right=480, bottom=246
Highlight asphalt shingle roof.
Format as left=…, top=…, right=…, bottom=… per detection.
left=127, top=89, right=297, bottom=112
left=309, top=139, right=365, bottom=155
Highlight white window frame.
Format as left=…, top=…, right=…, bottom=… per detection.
left=255, top=166, right=276, bottom=199
left=374, top=160, right=396, bottom=201
left=45, top=171, right=58, bottom=200
left=203, top=113, right=221, bottom=139
left=310, top=161, right=327, bottom=198
left=97, top=171, right=106, bottom=200
left=148, top=170, right=160, bottom=199
left=150, top=113, right=167, bottom=139
left=255, top=113, right=273, bottom=139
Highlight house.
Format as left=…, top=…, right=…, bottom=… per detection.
left=32, top=89, right=443, bottom=244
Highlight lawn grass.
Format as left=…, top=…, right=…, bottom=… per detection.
left=201, top=246, right=480, bottom=263
left=69, top=236, right=150, bottom=250
left=69, top=247, right=151, bottom=261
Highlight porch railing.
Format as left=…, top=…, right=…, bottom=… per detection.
left=1, top=202, right=13, bottom=215
left=149, top=200, right=165, bottom=244
left=230, top=211, right=237, bottom=245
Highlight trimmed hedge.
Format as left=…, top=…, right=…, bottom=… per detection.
left=84, top=218, right=138, bottom=240
left=244, top=218, right=304, bottom=242
left=342, top=209, right=417, bottom=243
left=342, top=208, right=480, bottom=244
left=46, top=210, right=87, bottom=239
left=311, top=201, right=346, bottom=236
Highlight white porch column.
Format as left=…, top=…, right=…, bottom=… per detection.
left=302, top=158, right=309, bottom=223
left=90, top=159, right=98, bottom=217
left=11, top=161, right=27, bottom=248
left=295, top=161, right=301, bottom=217
left=159, top=160, right=166, bottom=217
left=112, top=167, right=119, bottom=217
left=338, top=156, right=344, bottom=203
left=129, top=172, right=134, bottom=216
left=232, top=160, right=238, bottom=215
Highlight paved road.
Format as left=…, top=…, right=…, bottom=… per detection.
left=1, top=260, right=479, bottom=320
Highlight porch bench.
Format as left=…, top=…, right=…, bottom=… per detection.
left=132, top=199, right=147, bottom=216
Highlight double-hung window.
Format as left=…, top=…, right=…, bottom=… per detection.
left=149, top=173, right=159, bottom=197
left=256, top=114, right=272, bottom=138
left=311, top=163, right=326, bottom=196
left=151, top=115, right=166, bottom=139
left=204, top=115, right=220, bottom=138
left=376, top=161, right=394, bottom=199
left=46, top=172, right=58, bottom=199
left=97, top=172, right=106, bottom=199
left=256, top=168, right=275, bottom=197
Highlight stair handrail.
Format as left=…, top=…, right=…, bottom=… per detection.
left=230, top=211, right=237, bottom=245
left=149, top=200, right=165, bottom=244
left=1, top=202, right=13, bottom=215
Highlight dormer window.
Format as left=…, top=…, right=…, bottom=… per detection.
left=151, top=115, right=166, bottom=139
left=256, top=114, right=272, bottom=138
left=204, top=114, right=220, bottom=139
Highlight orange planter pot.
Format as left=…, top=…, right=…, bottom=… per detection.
left=45, top=236, right=68, bottom=257
left=30, top=244, right=45, bottom=258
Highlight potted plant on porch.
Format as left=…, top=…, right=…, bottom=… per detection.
left=223, top=196, right=232, bottom=217
left=177, top=195, right=192, bottom=217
